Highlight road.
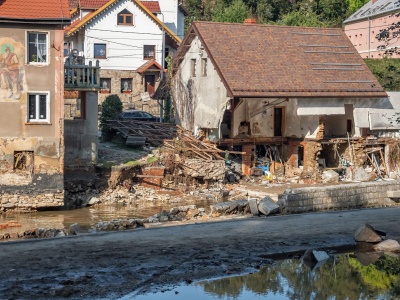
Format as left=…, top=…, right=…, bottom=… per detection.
left=1, top=207, right=399, bottom=300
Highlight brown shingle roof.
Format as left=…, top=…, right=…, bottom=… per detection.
left=136, top=59, right=163, bottom=73
left=0, top=0, right=70, bottom=20
left=175, top=22, right=387, bottom=98
left=69, top=0, right=110, bottom=9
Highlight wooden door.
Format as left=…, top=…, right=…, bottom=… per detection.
left=145, top=75, right=155, bottom=96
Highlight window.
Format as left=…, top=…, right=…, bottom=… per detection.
left=201, top=58, right=207, bottom=76
left=28, top=32, right=48, bottom=63
left=143, top=45, right=155, bottom=60
left=191, top=59, right=196, bottom=77
left=100, top=78, right=111, bottom=93
left=94, top=44, right=106, bottom=59
left=121, top=78, right=132, bottom=93
left=118, top=9, right=133, bottom=25
left=28, top=93, right=49, bottom=123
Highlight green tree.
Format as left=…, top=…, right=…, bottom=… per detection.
left=365, top=58, right=400, bottom=91
left=348, top=0, right=369, bottom=14
left=211, top=0, right=250, bottom=23
left=100, top=94, right=123, bottom=141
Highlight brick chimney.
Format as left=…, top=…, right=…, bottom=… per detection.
left=372, top=0, right=378, bottom=4
left=244, top=18, right=257, bottom=24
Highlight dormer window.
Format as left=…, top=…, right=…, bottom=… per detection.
left=118, top=9, right=133, bottom=25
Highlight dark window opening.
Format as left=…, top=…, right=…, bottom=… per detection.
left=298, top=146, right=304, bottom=167
left=347, top=119, right=352, bottom=133
left=274, top=107, right=284, bottom=137
left=143, top=45, right=155, bottom=60
left=14, top=151, right=34, bottom=173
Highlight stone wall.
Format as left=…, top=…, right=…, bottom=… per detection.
left=0, top=190, right=64, bottom=212
left=279, top=180, right=400, bottom=214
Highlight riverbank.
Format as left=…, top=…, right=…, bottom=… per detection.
left=1, top=207, right=400, bottom=299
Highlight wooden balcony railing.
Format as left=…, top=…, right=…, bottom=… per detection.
left=64, top=60, right=100, bottom=90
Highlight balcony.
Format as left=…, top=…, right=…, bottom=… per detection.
left=64, top=60, right=101, bottom=90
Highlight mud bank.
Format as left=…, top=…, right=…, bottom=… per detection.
left=0, top=207, right=400, bottom=299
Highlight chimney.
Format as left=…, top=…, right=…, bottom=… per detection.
left=244, top=18, right=257, bottom=24
left=372, top=0, right=378, bottom=4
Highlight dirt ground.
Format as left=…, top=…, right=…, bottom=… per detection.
left=1, top=207, right=400, bottom=300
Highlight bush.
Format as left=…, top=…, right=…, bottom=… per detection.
left=100, top=94, right=123, bottom=141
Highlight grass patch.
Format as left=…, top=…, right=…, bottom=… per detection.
left=147, top=156, right=158, bottom=163
left=103, top=161, right=116, bottom=168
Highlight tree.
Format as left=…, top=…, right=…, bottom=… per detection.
left=100, top=94, right=123, bottom=141
left=376, top=12, right=400, bottom=57
left=211, top=0, right=250, bottom=23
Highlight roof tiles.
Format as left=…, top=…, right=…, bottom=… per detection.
left=176, top=22, right=387, bottom=98
left=141, top=1, right=161, bottom=13
left=69, top=0, right=110, bottom=10
left=0, top=0, right=70, bottom=20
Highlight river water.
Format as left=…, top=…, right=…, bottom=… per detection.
left=122, top=252, right=400, bottom=299
left=0, top=197, right=217, bottom=236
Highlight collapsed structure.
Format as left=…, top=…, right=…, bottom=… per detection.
left=172, top=21, right=400, bottom=180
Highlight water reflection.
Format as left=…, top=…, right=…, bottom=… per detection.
left=123, top=253, right=400, bottom=300
left=199, top=253, right=400, bottom=300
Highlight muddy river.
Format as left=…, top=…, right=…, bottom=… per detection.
left=0, top=197, right=218, bottom=236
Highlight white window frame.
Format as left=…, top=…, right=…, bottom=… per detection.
left=26, top=31, right=49, bottom=65
left=27, top=92, right=50, bottom=123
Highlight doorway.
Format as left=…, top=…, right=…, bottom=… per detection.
left=144, top=75, right=155, bottom=96
left=274, top=107, right=285, bottom=137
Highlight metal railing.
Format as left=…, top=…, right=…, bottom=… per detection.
left=64, top=60, right=100, bottom=90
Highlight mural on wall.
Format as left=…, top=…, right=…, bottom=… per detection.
left=0, top=37, right=25, bottom=101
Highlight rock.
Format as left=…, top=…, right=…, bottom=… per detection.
left=354, top=252, right=383, bottom=266
left=248, top=198, right=259, bottom=216
left=87, top=197, right=101, bottom=206
left=257, top=196, right=279, bottom=216
left=69, top=223, right=83, bottom=235
left=373, top=239, right=400, bottom=252
left=55, top=230, right=66, bottom=237
left=353, top=167, right=371, bottom=182
left=321, top=170, right=339, bottom=184
left=354, top=223, right=382, bottom=243
left=303, top=249, right=329, bottom=262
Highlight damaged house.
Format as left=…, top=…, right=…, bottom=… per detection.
left=0, top=0, right=71, bottom=209
left=172, top=21, right=400, bottom=180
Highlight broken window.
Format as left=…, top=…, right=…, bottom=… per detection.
left=191, top=59, right=196, bottom=77
left=14, top=151, right=34, bottom=173
left=201, top=58, right=207, bottom=76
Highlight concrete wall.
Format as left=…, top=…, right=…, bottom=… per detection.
left=64, top=91, right=99, bottom=167
left=0, top=24, right=65, bottom=206
left=279, top=180, right=400, bottom=214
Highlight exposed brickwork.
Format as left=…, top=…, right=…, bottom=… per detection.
left=140, top=167, right=165, bottom=190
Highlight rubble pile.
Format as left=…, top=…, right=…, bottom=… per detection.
left=0, top=228, right=68, bottom=240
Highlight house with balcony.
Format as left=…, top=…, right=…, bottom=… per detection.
left=173, top=21, right=400, bottom=179
left=344, top=0, right=400, bottom=58
left=0, top=0, right=71, bottom=210
left=64, top=0, right=183, bottom=116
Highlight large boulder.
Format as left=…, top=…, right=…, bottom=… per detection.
left=354, top=223, right=382, bottom=243
left=248, top=198, right=259, bottom=216
left=258, top=196, right=279, bottom=216
left=321, top=170, right=339, bottom=184
left=373, top=239, right=400, bottom=252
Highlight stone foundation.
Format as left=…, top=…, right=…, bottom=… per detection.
left=0, top=190, right=64, bottom=212
left=279, top=180, right=400, bottom=214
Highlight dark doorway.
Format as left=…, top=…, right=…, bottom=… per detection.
left=144, top=75, right=155, bottom=96
left=274, top=107, right=284, bottom=137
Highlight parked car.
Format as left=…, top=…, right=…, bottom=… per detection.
left=119, top=110, right=160, bottom=122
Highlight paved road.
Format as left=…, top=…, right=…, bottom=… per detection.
left=1, top=207, right=399, bottom=299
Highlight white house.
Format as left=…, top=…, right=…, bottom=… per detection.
left=65, top=0, right=183, bottom=113
left=173, top=21, right=400, bottom=179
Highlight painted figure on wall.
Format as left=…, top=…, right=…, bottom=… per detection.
left=0, top=39, right=24, bottom=101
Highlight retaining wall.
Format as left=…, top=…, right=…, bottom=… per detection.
left=279, top=180, right=400, bottom=214
left=0, top=190, right=64, bottom=212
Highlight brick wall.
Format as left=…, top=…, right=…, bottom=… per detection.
left=279, top=180, right=400, bottom=213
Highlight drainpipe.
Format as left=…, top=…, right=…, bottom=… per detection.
left=368, top=17, right=371, bottom=58
left=160, top=13, right=165, bottom=80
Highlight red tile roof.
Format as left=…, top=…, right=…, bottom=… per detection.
left=0, top=0, right=70, bottom=20
left=174, top=22, right=387, bottom=98
left=136, top=59, right=163, bottom=73
left=141, top=1, right=161, bottom=13
left=69, top=0, right=110, bottom=10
